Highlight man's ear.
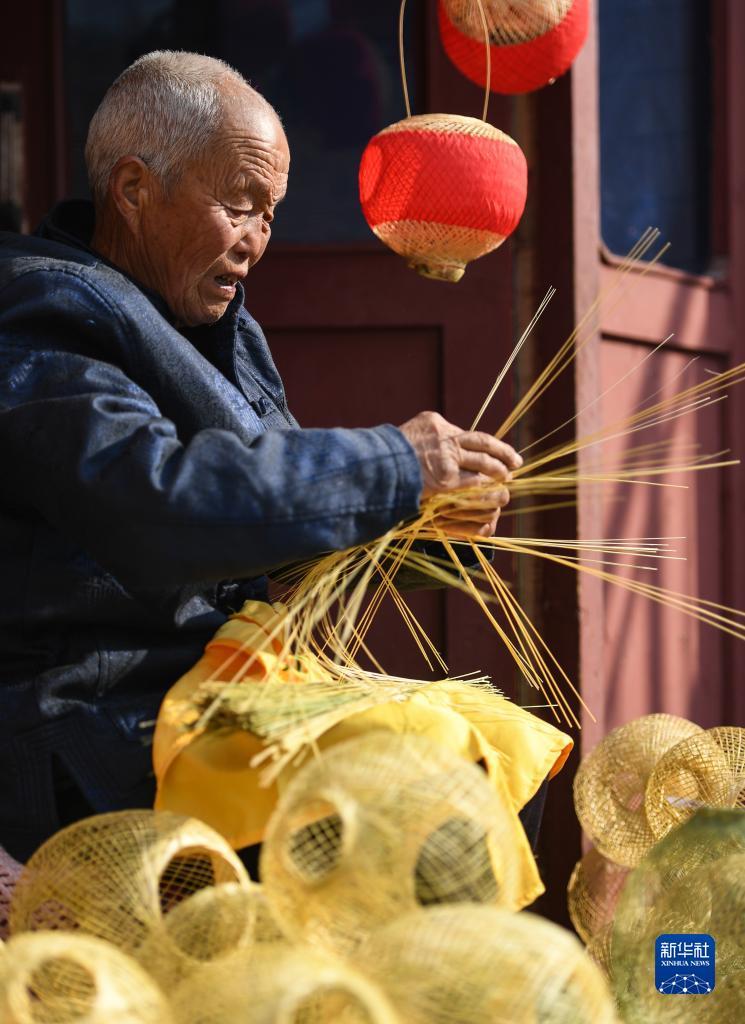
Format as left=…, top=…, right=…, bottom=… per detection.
left=107, top=156, right=154, bottom=232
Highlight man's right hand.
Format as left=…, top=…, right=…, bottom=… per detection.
left=398, top=411, right=522, bottom=537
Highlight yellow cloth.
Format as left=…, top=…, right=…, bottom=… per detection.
left=153, top=601, right=573, bottom=909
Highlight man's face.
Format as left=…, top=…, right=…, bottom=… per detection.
left=138, top=102, right=289, bottom=327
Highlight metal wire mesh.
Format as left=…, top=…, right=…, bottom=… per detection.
left=0, top=931, right=171, bottom=1023
left=169, top=944, right=398, bottom=1024
left=645, top=727, right=745, bottom=840
left=573, top=714, right=703, bottom=867
left=612, top=808, right=745, bottom=1023
left=9, top=811, right=249, bottom=963
left=567, top=847, right=630, bottom=944
left=359, top=904, right=617, bottom=1024
left=261, top=733, right=537, bottom=955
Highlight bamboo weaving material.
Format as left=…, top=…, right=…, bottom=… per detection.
left=154, top=600, right=572, bottom=850
left=586, top=923, right=614, bottom=982
left=260, top=733, right=542, bottom=956
left=136, top=881, right=259, bottom=992
left=0, top=931, right=171, bottom=1024
left=645, top=726, right=745, bottom=840
left=240, top=229, right=745, bottom=732
left=567, top=847, right=630, bottom=945
left=359, top=114, right=527, bottom=282
left=9, top=811, right=250, bottom=963
left=612, top=809, right=745, bottom=1022
left=170, top=944, right=398, bottom=1024
left=438, top=0, right=589, bottom=94
left=360, top=904, right=617, bottom=1024
left=572, top=714, right=703, bottom=867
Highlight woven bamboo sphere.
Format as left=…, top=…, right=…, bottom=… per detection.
left=261, top=733, right=526, bottom=955
left=0, top=931, right=172, bottom=1023
left=360, top=904, right=616, bottom=1024
left=358, top=113, right=527, bottom=282
left=573, top=714, right=703, bottom=867
left=252, top=884, right=287, bottom=945
left=135, top=881, right=260, bottom=992
left=612, top=809, right=745, bottom=1022
left=438, top=0, right=589, bottom=94
left=170, top=944, right=398, bottom=1024
left=9, top=811, right=250, bottom=961
left=586, top=922, right=614, bottom=982
left=645, top=726, right=745, bottom=840
left=567, top=847, right=630, bottom=944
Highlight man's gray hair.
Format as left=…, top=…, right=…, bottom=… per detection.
left=85, top=51, right=258, bottom=206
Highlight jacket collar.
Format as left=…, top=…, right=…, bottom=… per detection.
left=34, top=199, right=246, bottom=330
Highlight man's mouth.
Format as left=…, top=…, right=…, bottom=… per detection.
left=210, top=273, right=244, bottom=299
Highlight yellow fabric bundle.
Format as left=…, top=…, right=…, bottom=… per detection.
left=153, top=601, right=572, bottom=901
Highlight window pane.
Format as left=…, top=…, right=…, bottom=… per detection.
left=64, top=0, right=417, bottom=242
left=598, top=0, right=712, bottom=274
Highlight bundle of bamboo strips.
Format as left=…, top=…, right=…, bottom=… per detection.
left=193, top=229, right=745, bottom=742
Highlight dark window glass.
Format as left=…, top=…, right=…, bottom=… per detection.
left=598, top=0, right=712, bottom=274
left=64, top=0, right=418, bottom=242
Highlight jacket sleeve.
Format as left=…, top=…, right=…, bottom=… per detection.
left=0, top=269, right=422, bottom=588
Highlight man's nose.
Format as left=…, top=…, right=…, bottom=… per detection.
left=232, top=219, right=266, bottom=260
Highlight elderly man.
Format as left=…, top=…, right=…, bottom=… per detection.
left=0, top=52, right=520, bottom=862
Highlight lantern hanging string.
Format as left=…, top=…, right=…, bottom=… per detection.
left=398, top=0, right=491, bottom=122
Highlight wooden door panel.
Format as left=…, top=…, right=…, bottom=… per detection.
left=268, top=324, right=445, bottom=679
left=600, top=339, right=726, bottom=728
left=269, top=327, right=442, bottom=429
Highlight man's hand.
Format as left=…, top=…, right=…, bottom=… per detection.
left=398, top=411, right=522, bottom=538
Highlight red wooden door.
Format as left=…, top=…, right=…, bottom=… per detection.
left=581, top=0, right=745, bottom=744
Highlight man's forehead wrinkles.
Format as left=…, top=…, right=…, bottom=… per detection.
left=237, top=151, right=287, bottom=180
left=232, top=165, right=288, bottom=195
left=218, top=130, right=288, bottom=163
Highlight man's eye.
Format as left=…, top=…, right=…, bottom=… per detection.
left=227, top=206, right=251, bottom=217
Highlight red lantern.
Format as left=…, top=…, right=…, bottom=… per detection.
left=358, top=113, right=527, bottom=282
left=438, top=0, right=589, bottom=95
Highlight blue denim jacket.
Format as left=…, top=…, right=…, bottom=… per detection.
left=0, top=201, right=421, bottom=856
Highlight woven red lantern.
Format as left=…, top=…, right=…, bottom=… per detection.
left=359, top=113, right=527, bottom=282
left=438, top=0, right=589, bottom=95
